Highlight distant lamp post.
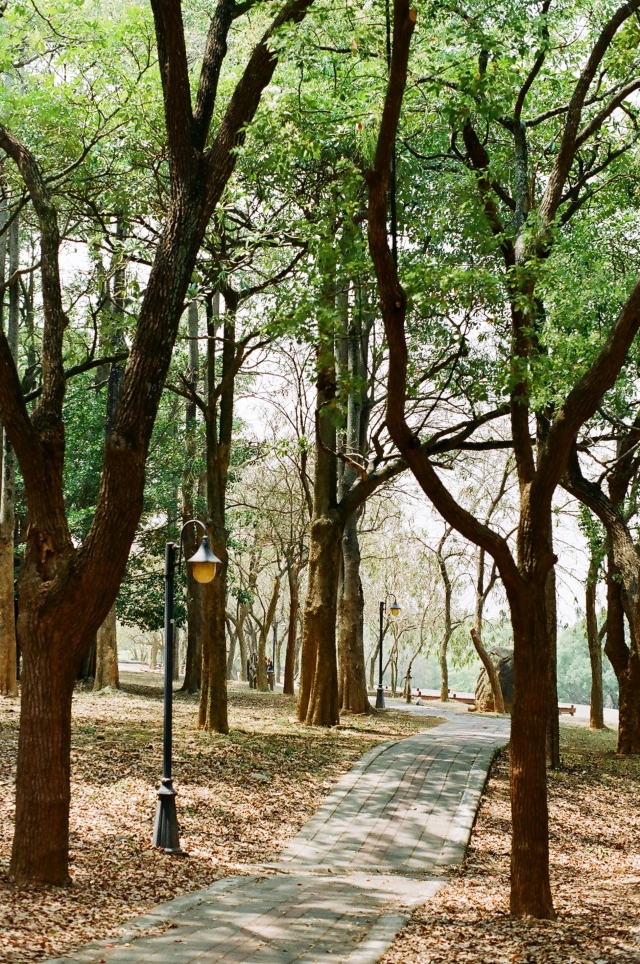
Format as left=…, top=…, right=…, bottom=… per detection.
left=376, top=593, right=401, bottom=710
left=153, top=520, right=220, bottom=854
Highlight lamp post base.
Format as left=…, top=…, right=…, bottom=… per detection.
left=375, top=686, right=385, bottom=710
left=153, top=778, right=186, bottom=855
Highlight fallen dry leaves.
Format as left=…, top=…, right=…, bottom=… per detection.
left=0, top=674, right=438, bottom=964
left=384, top=725, right=640, bottom=964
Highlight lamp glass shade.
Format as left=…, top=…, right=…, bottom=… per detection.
left=389, top=601, right=401, bottom=617
left=188, top=536, right=220, bottom=584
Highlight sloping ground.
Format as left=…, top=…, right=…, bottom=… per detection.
left=0, top=679, right=440, bottom=964
left=383, top=726, right=640, bottom=964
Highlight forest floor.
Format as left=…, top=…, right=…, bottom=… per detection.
left=0, top=675, right=440, bottom=964
left=383, top=724, right=640, bottom=964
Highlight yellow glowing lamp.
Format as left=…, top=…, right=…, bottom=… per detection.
left=389, top=599, right=401, bottom=617
left=188, top=535, right=220, bottom=584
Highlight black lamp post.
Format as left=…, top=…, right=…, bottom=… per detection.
left=152, top=519, right=220, bottom=854
left=376, top=593, right=401, bottom=710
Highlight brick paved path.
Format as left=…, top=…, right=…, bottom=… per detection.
left=47, top=713, right=509, bottom=964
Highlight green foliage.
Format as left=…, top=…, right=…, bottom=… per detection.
left=557, top=624, right=619, bottom=708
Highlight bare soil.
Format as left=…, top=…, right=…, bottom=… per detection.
left=384, top=724, right=640, bottom=964
left=0, top=675, right=440, bottom=963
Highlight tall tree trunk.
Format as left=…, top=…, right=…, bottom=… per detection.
left=509, top=576, right=553, bottom=918
left=10, top=641, right=75, bottom=884
left=606, top=557, right=640, bottom=752
left=338, top=511, right=369, bottom=713
left=437, top=533, right=452, bottom=703
left=226, top=618, right=237, bottom=678
left=298, top=294, right=341, bottom=726
left=563, top=458, right=640, bottom=753
left=199, top=549, right=229, bottom=732
left=257, top=574, right=280, bottom=692
left=182, top=573, right=202, bottom=692
left=298, top=516, right=342, bottom=725
left=0, top=215, right=18, bottom=697
left=150, top=633, right=159, bottom=670
left=283, top=564, right=299, bottom=695
left=586, top=555, right=605, bottom=729
left=94, top=605, right=119, bottom=690
left=76, top=635, right=96, bottom=682
left=93, top=221, right=126, bottom=692
left=276, top=624, right=283, bottom=682
left=199, top=290, right=233, bottom=734
left=472, top=547, right=504, bottom=711
left=181, top=300, right=202, bottom=694
left=545, top=558, right=560, bottom=767
left=237, top=604, right=249, bottom=681
left=369, top=640, right=379, bottom=690
left=336, top=272, right=370, bottom=715
left=0, top=197, right=6, bottom=504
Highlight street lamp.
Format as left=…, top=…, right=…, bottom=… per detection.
left=152, top=520, right=220, bottom=854
left=376, top=593, right=401, bottom=710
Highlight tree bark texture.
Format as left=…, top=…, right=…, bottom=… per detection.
left=283, top=565, right=299, bottom=695
left=199, top=549, right=229, bottom=733
left=545, top=560, right=560, bottom=767
left=93, top=604, right=119, bottom=690
left=298, top=516, right=342, bottom=725
left=563, top=458, right=640, bottom=752
left=237, top=604, right=249, bottom=681
left=257, top=574, right=280, bottom=692
left=0, top=214, right=18, bottom=697
left=607, top=560, right=640, bottom=752
left=297, top=255, right=405, bottom=724
left=181, top=302, right=202, bottom=694
left=338, top=511, right=369, bottom=713
left=470, top=627, right=505, bottom=714
left=369, top=641, right=379, bottom=691
left=199, top=290, right=232, bottom=733
left=76, top=635, right=96, bottom=682
left=182, top=574, right=202, bottom=693
left=93, top=230, right=127, bottom=692
left=298, top=296, right=341, bottom=725
left=472, top=545, right=504, bottom=711
left=336, top=272, right=371, bottom=715
left=436, top=533, right=453, bottom=703
left=586, top=557, right=605, bottom=729
left=9, top=647, right=75, bottom=884
left=509, top=579, right=554, bottom=917
left=226, top=619, right=236, bottom=679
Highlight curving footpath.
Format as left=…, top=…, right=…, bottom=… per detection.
left=47, top=711, right=509, bottom=964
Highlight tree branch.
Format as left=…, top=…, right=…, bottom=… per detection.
left=0, top=123, right=68, bottom=487
left=537, top=273, right=640, bottom=501
left=193, top=0, right=236, bottom=151
left=23, top=352, right=130, bottom=403
left=539, top=0, right=640, bottom=224
left=575, top=77, right=640, bottom=149
left=366, top=0, right=524, bottom=605
left=149, top=0, right=195, bottom=188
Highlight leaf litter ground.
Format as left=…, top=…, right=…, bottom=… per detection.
left=0, top=674, right=439, bottom=963
left=383, top=724, right=640, bottom=964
